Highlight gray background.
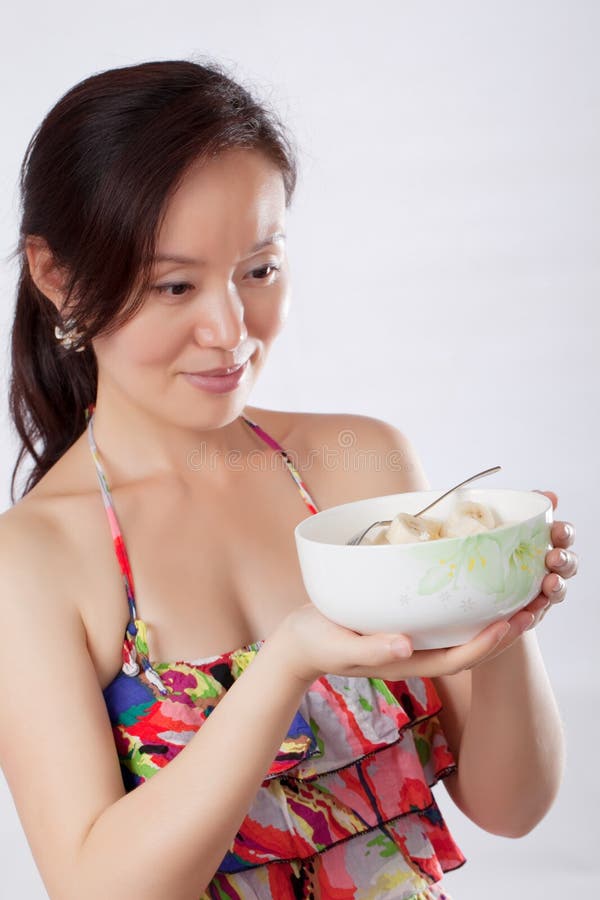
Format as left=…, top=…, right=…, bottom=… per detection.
left=1, top=1, right=598, bottom=896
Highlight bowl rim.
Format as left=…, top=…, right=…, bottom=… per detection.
left=294, top=487, right=553, bottom=548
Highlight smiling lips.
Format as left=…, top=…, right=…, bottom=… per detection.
left=187, top=359, right=248, bottom=377
left=182, top=359, right=250, bottom=394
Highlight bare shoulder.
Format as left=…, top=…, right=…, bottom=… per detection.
left=0, top=497, right=69, bottom=595
left=275, top=408, right=433, bottom=506
left=0, top=498, right=86, bottom=682
left=0, top=496, right=90, bottom=708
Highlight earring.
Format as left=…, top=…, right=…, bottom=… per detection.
left=54, top=317, right=86, bottom=352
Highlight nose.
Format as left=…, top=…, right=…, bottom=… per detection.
left=193, top=286, right=248, bottom=349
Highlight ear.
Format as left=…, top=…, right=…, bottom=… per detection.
left=25, top=236, right=71, bottom=316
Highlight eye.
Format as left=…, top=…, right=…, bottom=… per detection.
left=154, top=282, right=193, bottom=297
left=248, top=263, right=281, bottom=282
left=153, top=264, right=280, bottom=298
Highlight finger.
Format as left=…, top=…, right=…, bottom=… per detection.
left=551, top=520, right=576, bottom=548
left=545, top=547, right=578, bottom=579
left=347, top=630, right=414, bottom=668
left=350, top=621, right=511, bottom=680
left=406, top=620, right=514, bottom=677
left=504, top=607, right=540, bottom=633
left=541, top=572, right=567, bottom=602
left=522, top=593, right=552, bottom=616
left=470, top=611, right=538, bottom=663
left=524, top=603, right=550, bottom=630
left=534, top=489, right=558, bottom=510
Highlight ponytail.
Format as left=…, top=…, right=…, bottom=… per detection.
left=9, top=267, right=97, bottom=503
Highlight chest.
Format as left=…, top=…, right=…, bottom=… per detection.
left=66, top=464, right=318, bottom=691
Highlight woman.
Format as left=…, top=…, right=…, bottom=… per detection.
left=0, top=58, right=578, bottom=899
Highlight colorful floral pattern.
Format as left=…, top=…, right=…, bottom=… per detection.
left=85, top=404, right=465, bottom=898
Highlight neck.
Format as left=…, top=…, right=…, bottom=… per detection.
left=86, top=391, right=261, bottom=489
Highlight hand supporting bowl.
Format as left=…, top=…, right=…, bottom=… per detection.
left=294, top=488, right=553, bottom=650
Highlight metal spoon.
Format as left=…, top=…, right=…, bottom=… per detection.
left=346, top=465, right=502, bottom=546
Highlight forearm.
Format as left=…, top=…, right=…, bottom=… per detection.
left=450, top=630, right=565, bottom=837
left=74, top=633, right=310, bottom=900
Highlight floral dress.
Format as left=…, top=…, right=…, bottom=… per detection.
left=86, top=404, right=465, bottom=899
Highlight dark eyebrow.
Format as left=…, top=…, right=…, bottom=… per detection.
left=153, top=231, right=286, bottom=266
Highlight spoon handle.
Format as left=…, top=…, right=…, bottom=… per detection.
left=416, top=465, right=502, bottom=517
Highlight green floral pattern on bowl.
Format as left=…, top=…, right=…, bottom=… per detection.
left=413, top=518, right=551, bottom=608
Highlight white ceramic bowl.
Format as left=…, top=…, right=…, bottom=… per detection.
left=294, top=488, right=553, bottom=650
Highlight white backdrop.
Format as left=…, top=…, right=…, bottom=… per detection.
left=1, top=1, right=598, bottom=897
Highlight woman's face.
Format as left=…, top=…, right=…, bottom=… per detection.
left=92, top=147, right=290, bottom=428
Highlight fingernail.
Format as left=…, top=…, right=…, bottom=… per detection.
left=524, top=613, right=537, bottom=631
left=556, top=550, right=568, bottom=567
left=390, top=638, right=412, bottom=657
left=553, top=575, right=565, bottom=592
left=563, top=524, right=573, bottom=540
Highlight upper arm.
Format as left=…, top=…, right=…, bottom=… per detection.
left=308, top=413, right=472, bottom=791
left=0, top=511, right=126, bottom=898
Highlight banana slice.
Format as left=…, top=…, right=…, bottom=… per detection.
left=363, top=526, right=391, bottom=545
left=439, top=500, right=498, bottom=538
left=363, top=499, right=504, bottom=545
left=385, top=512, right=443, bottom=544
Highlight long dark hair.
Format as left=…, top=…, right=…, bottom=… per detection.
left=6, top=57, right=299, bottom=504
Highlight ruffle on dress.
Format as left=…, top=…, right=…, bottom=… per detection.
left=103, top=639, right=465, bottom=899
